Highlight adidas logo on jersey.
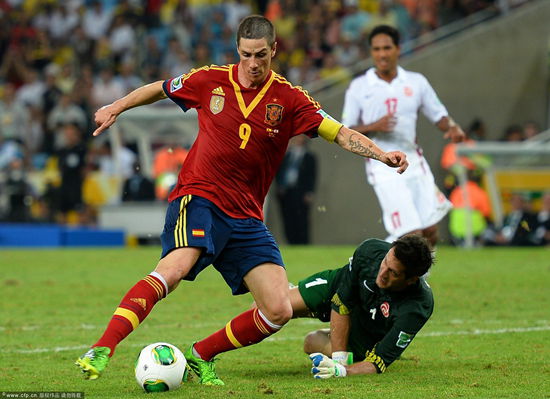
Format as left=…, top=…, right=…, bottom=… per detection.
left=212, top=86, right=225, bottom=96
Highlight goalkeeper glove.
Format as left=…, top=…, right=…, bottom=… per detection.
left=309, top=353, right=347, bottom=379
left=331, top=351, right=353, bottom=366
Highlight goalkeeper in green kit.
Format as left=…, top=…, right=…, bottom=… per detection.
left=290, top=235, right=434, bottom=377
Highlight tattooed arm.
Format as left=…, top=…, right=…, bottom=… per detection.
left=335, top=126, right=408, bottom=174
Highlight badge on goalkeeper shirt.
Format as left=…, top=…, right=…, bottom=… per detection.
left=380, top=301, right=390, bottom=318
left=396, top=331, right=414, bottom=348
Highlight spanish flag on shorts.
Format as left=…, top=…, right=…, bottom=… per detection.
left=192, top=229, right=205, bottom=237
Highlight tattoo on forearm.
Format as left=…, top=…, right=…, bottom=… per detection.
left=348, top=133, right=381, bottom=161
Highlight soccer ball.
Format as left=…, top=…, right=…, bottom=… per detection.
left=135, top=342, right=187, bottom=392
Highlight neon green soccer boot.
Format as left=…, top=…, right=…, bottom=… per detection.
left=184, top=344, right=225, bottom=386
left=75, top=347, right=111, bottom=380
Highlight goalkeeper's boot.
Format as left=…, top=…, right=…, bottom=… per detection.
left=184, top=343, right=225, bottom=386
left=75, top=346, right=111, bottom=380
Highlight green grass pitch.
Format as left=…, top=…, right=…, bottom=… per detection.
left=1, top=245, right=549, bottom=398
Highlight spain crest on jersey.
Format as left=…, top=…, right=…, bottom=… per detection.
left=265, top=103, right=283, bottom=126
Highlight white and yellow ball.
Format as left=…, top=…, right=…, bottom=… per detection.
left=135, top=342, right=187, bottom=392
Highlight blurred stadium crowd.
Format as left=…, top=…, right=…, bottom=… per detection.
left=439, top=117, right=549, bottom=247
left=2, top=0, right=545, bottom=246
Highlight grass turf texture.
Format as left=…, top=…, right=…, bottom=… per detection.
left=1, top=246, right=549, bottom=399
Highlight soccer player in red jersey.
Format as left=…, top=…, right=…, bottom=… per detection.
left=76, top=15, right=408, bottom=385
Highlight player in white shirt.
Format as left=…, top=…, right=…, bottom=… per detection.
left=342, top=25, right=466, bottom=246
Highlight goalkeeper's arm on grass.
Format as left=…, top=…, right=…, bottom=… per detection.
left=290, top=292, right=400, bottom=377
left=309, top=310, right=378, bottom=378
left=310, top=352, right=379, bottom=378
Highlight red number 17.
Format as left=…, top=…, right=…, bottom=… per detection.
left=385, top=98, right=398, bottom=114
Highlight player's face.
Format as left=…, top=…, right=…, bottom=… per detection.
left=237, top=37, right=276, bottom=87
left=370, top=34, right=400, bottom=76
left=376, top=248, right=415, bottom=291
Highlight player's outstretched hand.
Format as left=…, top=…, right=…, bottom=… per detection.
left=309, top=353, right=347, bottom=379
left=371, top=113, right=397, bottom=132
left=444, top=125, right=466, bottom=143
left=92, top=104, right=119, bottom=137
left=381, top=151, right=408, bottom=174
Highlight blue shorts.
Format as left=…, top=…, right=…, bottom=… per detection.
left=160, top=195, right=284, bottom=295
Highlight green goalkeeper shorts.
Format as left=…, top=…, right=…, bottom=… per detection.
left=297, top=269, right=340, bottom=322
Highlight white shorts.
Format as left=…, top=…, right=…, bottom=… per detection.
left=373, top=173, right=452, bottom=241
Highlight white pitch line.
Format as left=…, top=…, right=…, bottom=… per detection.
left=2, top=318, right=545, bottom=333
left=420, top=325, right=550, bottom=337
left=3, top=325, right=549, bottom=354
left=265, top=325, right=550, bottom=342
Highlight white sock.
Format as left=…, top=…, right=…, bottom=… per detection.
left=149, top=271, right=169, bottom=296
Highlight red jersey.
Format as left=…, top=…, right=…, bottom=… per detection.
left=162, top=64, right=328, bottom=220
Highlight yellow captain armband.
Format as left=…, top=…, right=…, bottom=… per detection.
left=318, top=117, right=343, bottom=142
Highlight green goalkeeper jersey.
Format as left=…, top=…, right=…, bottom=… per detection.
left=298, top=238, right=434, bottom=373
